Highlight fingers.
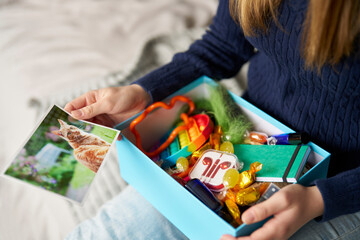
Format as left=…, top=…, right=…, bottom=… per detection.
left=242, top=205, right=304, bottom=240
left=233, top=208, right=294, bottom=240
left=64, top=91, right=97, bottom=113
left=241, top=190, right=290, bottom=225
left=64, top=96, right=87, bottom=113
left=64, top=91, right=104, bottom=120
left=223, top=185, right=316, bottom=240
left=71, top=102, right=106, bottom=120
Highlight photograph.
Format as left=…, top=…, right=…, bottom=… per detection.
left=3, top=105, right=119, bottom=203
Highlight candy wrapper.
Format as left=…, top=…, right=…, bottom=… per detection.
left=237, top=162, right=263, bottom=189
left=131, top=95, right=282, bottom=229
left=236, top=187, right=260, bottom=206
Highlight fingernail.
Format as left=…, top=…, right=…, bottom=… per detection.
left=72, top=110, right=83, bottom=118
left=242, top=211, right=255, bottom=224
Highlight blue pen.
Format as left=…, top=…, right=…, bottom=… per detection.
left=267, top=132, right=310, bottom=145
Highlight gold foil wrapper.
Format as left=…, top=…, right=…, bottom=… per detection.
left=238, top=170, right=255, bottom=189
left=236, top=187, right=260, bottom=206
left=250, top=161, right=263, bottom=173
left=209, top=125, right=223, bottom=150
left=225, top=189, right=237, bottom=202
left=237, top=161, right=263, bottom=189
left=225, top=199, right=242, bottom=225
left=189, top=143, right=212, bottom=165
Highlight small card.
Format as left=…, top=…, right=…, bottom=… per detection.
left=1, top=105, right=120, bottom=203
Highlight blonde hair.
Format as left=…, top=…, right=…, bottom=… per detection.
left=229, top=0, right=360, bottom=72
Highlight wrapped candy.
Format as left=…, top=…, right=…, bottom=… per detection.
left=243, top=137, right=263, bottom=145
left=225, top=199, right=242, bottom=225
left=237, top=162, right=263, bottom=189
left=215, top=188, right=237, bottom=202
left=243, top=131, right=268, bottom=145
left=209, top=125, right=223, bottom=150
left=224, top=189, right=237, bottom=203
left=236, top=187, right=261, bottom=206
left=189, top=143, right=212, bottom=165
left=249, top=131, right=268, bottom=144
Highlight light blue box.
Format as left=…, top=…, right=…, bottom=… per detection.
left=115, top=76, right=330, bottom=240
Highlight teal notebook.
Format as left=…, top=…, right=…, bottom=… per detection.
left=234, top=145, right=311, bottom=183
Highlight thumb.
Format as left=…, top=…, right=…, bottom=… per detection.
left=71, top=102, right=105, bottom=120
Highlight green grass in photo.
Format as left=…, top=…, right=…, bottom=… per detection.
left=91, top=125, right=117, bottom=144
left=70, top=162, right=96, bottom=189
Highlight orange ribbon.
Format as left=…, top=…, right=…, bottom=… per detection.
left=130, top=95, right=195, bottom=158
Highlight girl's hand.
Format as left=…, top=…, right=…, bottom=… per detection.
left=64, top=84, right=151, bottom=127
left=220, top=184, right=324, bottom=240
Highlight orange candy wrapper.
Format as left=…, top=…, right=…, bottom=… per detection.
left=209, top=125, right=223, bottom=150
left=248, top=131, right=268, bottom=144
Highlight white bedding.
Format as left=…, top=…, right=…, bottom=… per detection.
left=0, top=1, right=218, bottom=239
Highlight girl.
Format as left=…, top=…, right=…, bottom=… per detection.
left=65, top=0, right=360, bottom=239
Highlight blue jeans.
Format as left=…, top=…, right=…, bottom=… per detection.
left=66, top=186, right=360, bottom=240
left=291, top=212, right=360, bottom=240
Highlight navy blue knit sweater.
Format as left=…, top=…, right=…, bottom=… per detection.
left=134, top=0, right=360, bottom=222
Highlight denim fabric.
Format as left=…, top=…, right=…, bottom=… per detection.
left=65, top=186, right=188, bottom=240
left=291, top=212, right=360, bottom=240
left=66, top=186, right=360, bottom=240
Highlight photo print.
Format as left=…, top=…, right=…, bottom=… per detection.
left=3, top=105, right=119, bottom=203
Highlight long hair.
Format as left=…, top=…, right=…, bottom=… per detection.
left=229, top=0, right=360, bottom=72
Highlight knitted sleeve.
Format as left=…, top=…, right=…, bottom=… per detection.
left=315, top=164, right=360, bottom=221
left=133, top=0, right=255, bottom=102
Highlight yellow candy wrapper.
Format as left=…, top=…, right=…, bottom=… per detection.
left=225, top=199, right=242, bottom=225
left=236, top=187, right=260, bottom=206
left=237, top=161, right=263, bottom=189
left=225, top=189, right=237, bottom=203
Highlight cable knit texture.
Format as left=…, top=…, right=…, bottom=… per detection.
left=134, top=0, right=360, bottom=222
